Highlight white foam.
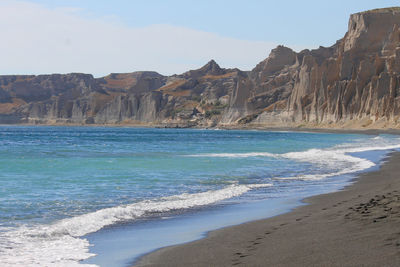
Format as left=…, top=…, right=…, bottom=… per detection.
left=4, top=135, right=400, bottom=266
left=0, top=183, right=272, bottom=267
left=337, top=143, right=400, bottom=154
left=284, top=136, right=400, bottom=180
left=188, top=136, right=400, bottom=181
left=187, top=152, right=276, bottom=158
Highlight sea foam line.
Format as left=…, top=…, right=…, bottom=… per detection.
left=187, top=137, right=400, bottom=181
left=187, top=152, right=276, bottom=158
left=0, top=183, right=272, bottom=267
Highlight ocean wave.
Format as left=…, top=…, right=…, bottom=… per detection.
left=186, top=152, right=276, bottom=158
left=0, top=183, right=272, bottom=267
left=188, top=136, right=400, bottom=181
left=3, top=135, right=400, bottom=266
left=269, top=148, right=374, bottom=181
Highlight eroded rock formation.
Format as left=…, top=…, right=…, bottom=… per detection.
left=1, top=8, right=400, bottom=129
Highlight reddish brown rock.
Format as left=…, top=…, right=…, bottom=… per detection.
left=1, top=8, right=400, bottom=129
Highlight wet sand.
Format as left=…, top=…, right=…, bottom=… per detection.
left=135, top=152, right=400, bottom=266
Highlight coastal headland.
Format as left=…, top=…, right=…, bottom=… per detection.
left=1, top=8, right=400, bottom=130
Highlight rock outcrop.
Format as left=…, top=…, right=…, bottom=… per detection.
left=1, top=8, right=400, bottom=129
left=250, top=7, right=400, bottom=128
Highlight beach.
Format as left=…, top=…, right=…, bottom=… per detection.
left=136, top=152, right=400, bottom=266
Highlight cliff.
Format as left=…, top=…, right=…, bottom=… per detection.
left=1, top=7, right=400, bottom=129
left=250, top=7, right=400, bottom=128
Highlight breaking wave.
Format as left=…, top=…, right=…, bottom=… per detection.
left=188, top=136, right=400, bottom=181
left=0, top=183, right=272, bottom=267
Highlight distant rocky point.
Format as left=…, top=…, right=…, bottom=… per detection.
left=1, top=7, right=400, bottom=129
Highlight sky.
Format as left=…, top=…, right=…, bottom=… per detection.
left=0, top=0, right=399, bottom=77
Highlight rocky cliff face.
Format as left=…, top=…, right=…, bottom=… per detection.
left=250, top=7, right=400, bottom=128
left=1, top=7, right=400, bottom=129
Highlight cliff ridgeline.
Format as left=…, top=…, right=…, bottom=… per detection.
left=1, top=8, right=400, bottom=129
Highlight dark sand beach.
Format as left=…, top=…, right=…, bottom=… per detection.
left=136, top=152, right=400, bottom=266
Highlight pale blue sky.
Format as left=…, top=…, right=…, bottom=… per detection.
left=27, top=0, right=400, bottom=47
left=1, top=0, right=399, bottom=76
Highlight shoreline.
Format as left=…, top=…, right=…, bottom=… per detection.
left=135, top=151, right=400, bottom=266
left=2, top=123, right=400, bottom=135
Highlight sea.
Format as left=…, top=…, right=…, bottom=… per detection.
left=0, top=126, right=400, bottom=267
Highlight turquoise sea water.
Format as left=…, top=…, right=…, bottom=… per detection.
left=1, top=126, right=400, bottom=266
